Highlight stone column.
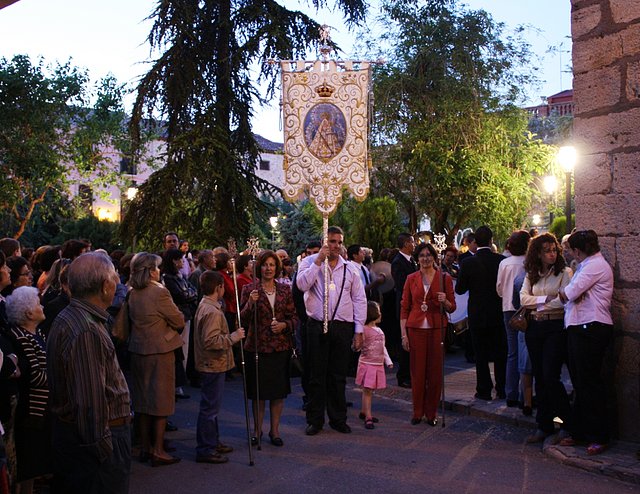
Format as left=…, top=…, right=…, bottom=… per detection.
left=571, top=0, right=640, bottom=441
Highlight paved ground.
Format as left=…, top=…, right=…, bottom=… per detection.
left=129, top=347, right=640, bottom=493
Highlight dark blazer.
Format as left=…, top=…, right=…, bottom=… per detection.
left=240, top=281, right=298, bottom=354
left=455, top=248, right=505, bottom=329
left=391, top=252, right=417, bottom=318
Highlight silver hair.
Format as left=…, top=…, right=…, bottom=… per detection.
left=68, top=251, right=117, bottom=299
left=129, top=252, right=161, bottom=290
left=5, top=286, right=40, bottom=326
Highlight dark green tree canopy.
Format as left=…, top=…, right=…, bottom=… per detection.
left=123, top=0, right=367, bottom=249
left=369, top=0, right=554, bottom=243
left=0, top=55, right=128, bottom=239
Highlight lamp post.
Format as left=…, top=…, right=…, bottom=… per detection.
left=269, top=216, right=279, bottom=250
left=543, top=175, right=558, bottom=228
left=557, top=146, right=577, bottom=235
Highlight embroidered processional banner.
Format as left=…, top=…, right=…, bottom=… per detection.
left=280, top=59, right=372, bottom=215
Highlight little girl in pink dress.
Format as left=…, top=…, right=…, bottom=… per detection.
left=356, top=301, right=393, bottom=429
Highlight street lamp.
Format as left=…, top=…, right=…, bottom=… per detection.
left=543, top=175, right=558, bottom=227
left=269, top=216, right=279, bottom=249
left=126, top=186, right=138, bottom=200
left=557, top=146, right=577, bottom=234
left=532, top=214, right=541, bottom=226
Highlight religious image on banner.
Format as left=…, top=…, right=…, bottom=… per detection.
left=280, top=30, right=372, bottom=216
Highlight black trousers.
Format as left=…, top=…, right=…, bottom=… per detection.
left=305, top=318, right=354, bottom=427
left=567, top=322, right=613, bottom=443
left=52, top=420, right=131, bottom=494
left=525, top=319, right=572, bottom=434
left=470, top=323, right=507, bottom=397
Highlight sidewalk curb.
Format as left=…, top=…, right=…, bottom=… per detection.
left=370, top=382, right=640, bottom=485
left=544, top=443, right=640, bottom=485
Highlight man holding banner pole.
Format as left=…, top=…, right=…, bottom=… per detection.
left=296, top=226, right=367, bottom=435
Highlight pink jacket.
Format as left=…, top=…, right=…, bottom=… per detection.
left=359, top=325, right=392, bottom=366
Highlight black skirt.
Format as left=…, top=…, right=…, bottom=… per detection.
left=244, top=350, right=291, bottom=400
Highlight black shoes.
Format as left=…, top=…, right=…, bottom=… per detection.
left=305, top=424, right=322, bottom=436
left=358, top=412, right=379, bottom=423
left=269, top=433, right=284, bottom=447
left=398, top=381, right=412, bottom=389
left=506, top=399, right=520, bottom=408
left=410, top=417, right=422, bottom=425
left=329, top=422, right=352, bottom=434
left=474, top=392, right=492, bottom=401
left=426, top=418, right=438, bottom=427
left=165, top=421, right=178, bottom=432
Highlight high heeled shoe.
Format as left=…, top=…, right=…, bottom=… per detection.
left=250, top=433, right=263, bottom=446
left=269, top=433, right=284, bottom=447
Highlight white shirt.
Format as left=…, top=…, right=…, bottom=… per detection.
left=496, top=255, right=526, bottom=312
left=563, top=252, right=613, bottom=326
left=296, top=254, right=367, bottom=333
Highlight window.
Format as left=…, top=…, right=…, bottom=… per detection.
left=259, top=159, right=270, bottom=171
left=78, top=184, right=92, bottom=213
left=119, top=156, right=137, bottom=175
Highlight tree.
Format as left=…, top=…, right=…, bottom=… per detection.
left=0, top=55, right=129, bottom=239
left=123, top=0, right=367, bottom=249
left=369, top=0, right=555, bottom=243
left=351, top=197, right=403, bottom=257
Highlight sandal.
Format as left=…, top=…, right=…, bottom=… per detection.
left=358, top=412, right=379, bottom=423
left=586, top=443, right=608, bottom=456
left=364, top=418, right=375, bottom=430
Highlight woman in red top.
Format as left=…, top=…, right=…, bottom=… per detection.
left=400, top=242, right=456, bottom=426
left=240, top=251, right=298, bottom=447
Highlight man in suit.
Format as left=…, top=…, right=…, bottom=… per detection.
left=457, top=232, right=477, bottom=264
left=391, top=233, right=417, bottom=388
left=455, top=225, right=507, bottom=401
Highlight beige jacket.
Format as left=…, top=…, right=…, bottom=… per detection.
left=128, top=281, right=184, bottom=355
left=193, top=297, right=241, bottom=373
left=521, top=267, right=572, bottom=317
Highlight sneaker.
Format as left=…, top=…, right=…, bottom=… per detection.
left=196, top=453, right=229, bottom=464
left=215, top=443, right=233, bottom=454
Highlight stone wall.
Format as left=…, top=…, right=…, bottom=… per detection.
left=571, top=0, right=640, bottom=441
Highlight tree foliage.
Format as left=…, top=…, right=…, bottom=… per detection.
left=0, top=55, right=129, bottom=239
left=123, top=0, right=367, bottom=249
left=369, top=0, right=555, bottom=243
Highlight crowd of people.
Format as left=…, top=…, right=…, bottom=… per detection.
left=0, top=224, right=615, bottom=492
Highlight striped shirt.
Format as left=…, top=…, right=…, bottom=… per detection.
left=47, top=298, right=131, bottom=462
left=9, top=326, right=48, bottom=419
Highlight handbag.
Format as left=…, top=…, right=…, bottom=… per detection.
left=509, top=305, right=529, bottom=332
left=111, top=291, right=131, bottom=343
left=289, top=346, right=304, bottom=378
left=289, top=331, right=304, bottom=377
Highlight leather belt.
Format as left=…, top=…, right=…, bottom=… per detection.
left=530, top=312, right=564, bottom=322
left=108, top=415, right=132, bottom=427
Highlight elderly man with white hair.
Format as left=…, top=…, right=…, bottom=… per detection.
left=5, top=286, right=50, bottom=494
left=47, top=252, right=131, bottom=494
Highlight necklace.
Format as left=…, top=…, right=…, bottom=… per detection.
left=262, top=283, right=276, bottom=296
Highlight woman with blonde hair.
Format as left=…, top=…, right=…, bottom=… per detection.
left=128, top=252, right=185, bottom=466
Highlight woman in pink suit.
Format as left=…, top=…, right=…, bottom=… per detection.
left=400, top=242, right=456, bottom=426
